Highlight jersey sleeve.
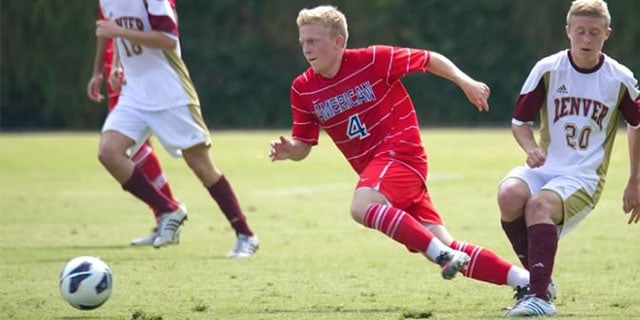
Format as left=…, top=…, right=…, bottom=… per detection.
left=146, top=0, right=179, bottom=38
left=512, top=78, right=546, bottom=125
left=290, top=85, right=319, bottom=146
left=512, top=61, right=548, bottom=125
left=620, top=88, right=640, bottom=128
left=612, top=59, right=640, bottom=127
left=372, top=45, right=430, bottom=86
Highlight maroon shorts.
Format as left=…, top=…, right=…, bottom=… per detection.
left=356, top=157, right=443, bottom=225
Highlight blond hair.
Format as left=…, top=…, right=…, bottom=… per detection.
left=566, top=0, right=611, bottom=27
left=296, top=5, right=349, bottom=47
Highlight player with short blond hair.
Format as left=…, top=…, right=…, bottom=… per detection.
left=270, top=5, right=537, bottom=302
left=499, top=0, right=640, bottom=316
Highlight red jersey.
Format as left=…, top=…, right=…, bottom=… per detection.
left=290, top=45, right=431, bottom=177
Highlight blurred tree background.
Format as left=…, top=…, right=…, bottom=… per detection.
left=1, top=0, right=638, bottom=130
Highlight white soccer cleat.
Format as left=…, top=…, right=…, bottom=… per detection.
left=227, top=234, right=259, bottom=258
left=152, top=206, right=187, bottom=249
left=130, top=228, right=158, bottom=246
left=131, top=227, right=181, bottom=246
left=505, top=295, right=556, bottom=317
left=435, top=250, right=470, bottom=280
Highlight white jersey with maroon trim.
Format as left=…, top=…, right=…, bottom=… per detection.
left=99, top=0, right=199, bottom=110
left=513, top=50, right=640, bottom=180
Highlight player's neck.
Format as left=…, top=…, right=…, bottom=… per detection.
left=318, top=53, right=344, bottom=79
left=569, top=50, right=602, bottom=71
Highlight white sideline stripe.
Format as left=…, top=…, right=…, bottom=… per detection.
left=251, top=172, right=460, bottom=197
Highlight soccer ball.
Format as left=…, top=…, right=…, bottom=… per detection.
left=59, top=256, right=113, bottom=310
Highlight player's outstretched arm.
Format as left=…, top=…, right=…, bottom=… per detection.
left=425, top=52, right=490, bottom=112
left=623, top=124, right=640, bottom=224
left=269, top=136, right=311, bottom=162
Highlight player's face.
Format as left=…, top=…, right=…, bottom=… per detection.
left=298, top=23, right=344, bottom=78
left=566, top=15, right=611, bottom=69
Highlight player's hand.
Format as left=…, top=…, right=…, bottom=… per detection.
left=461, top=80, right=490, bottom=112
left=108, top=66, right=124, bottom=93
left=525, top=147, right=546, bottom=168
left=622, top=180, right=640, bottom=224
left=96, top=20, right=121, bottom=39
left=269, top=135, right=293, bottom=161
left=86, top=74, right=104, bottom=103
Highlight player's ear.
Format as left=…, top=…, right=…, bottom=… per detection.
left=604, top=27, right=612, bottom=40
left=335, top=34, right=345, bottom=49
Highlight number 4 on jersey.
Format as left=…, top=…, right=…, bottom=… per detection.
left=347, top=114, right=369, bottom=139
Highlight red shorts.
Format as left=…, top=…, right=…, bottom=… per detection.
left=356, top=157, right=443, bottom=225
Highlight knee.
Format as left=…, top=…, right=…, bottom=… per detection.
left=97, top=142, right=119, bottom=168
left=498, top=181, right=528, bottom=207
left=350, top=188, right=387, bottom=225
left=497, top=179, right=529, bottom=221
left=98, top=132, right=131, bottom=168
left=349, top=202, right=368, bottom=224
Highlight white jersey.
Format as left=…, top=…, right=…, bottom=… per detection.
left=99, top=0, right=199, bottom=110
left=513, top=50, right=640, bottom=182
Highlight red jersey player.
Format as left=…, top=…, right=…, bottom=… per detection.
left=87, top=2, right=180, bottom=246
left=270, top=4, right=540, bottom=304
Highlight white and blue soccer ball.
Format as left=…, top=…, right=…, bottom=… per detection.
left=59, top=256, right=113, bottom=310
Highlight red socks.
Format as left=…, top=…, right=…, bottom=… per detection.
left=451, top=241, right=512, bottom=285
left=363, top=203, right=434, bottom=252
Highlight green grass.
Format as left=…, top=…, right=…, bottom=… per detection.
left=0, top=129, right=638, bottom=319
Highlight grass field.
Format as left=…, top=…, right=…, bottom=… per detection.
left=0, top=129, right=638, bottom=320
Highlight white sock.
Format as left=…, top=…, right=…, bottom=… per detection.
left=424, top=238, right=454, bottom=263
left=506, top=265, right=530, bottom=289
